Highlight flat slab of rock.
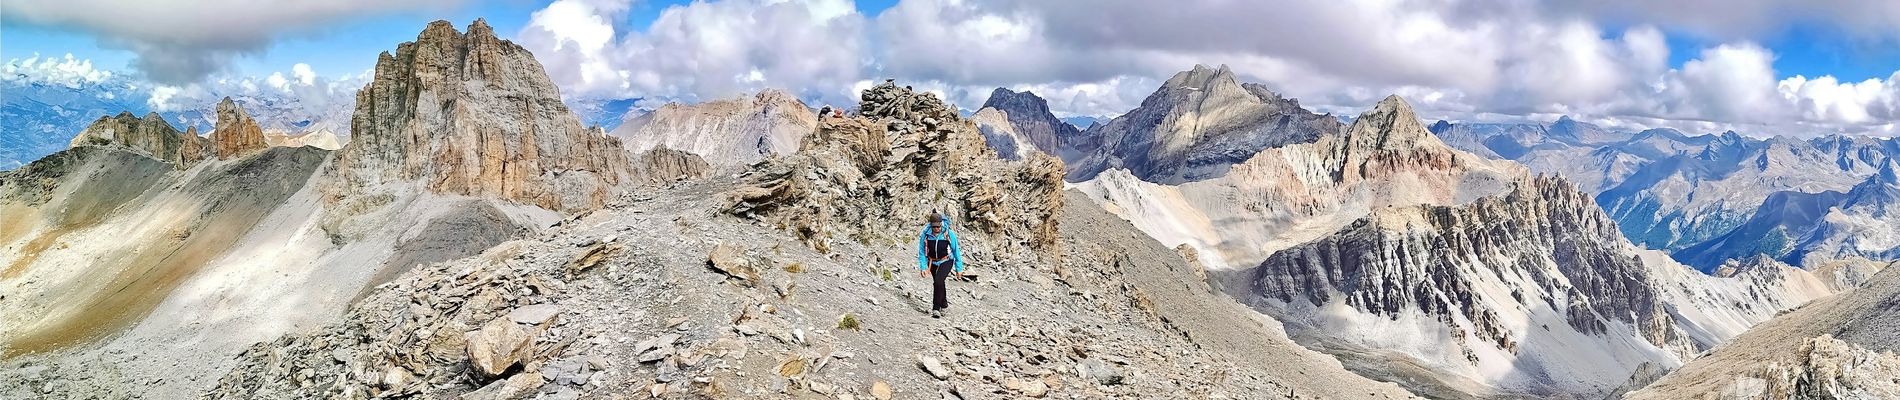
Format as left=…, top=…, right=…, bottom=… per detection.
left=506, top=304, right=561, bottom=325
left=706, top=242, right=760, bottom=285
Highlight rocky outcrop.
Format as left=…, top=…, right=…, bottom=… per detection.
left=211, top=97, right=268, bottom=159
left=1066, top=64, right=1341, bottom=184
left=630, top=146, right=710, bottom=184
left=611, top=89, right=815, bottom=166
left=976, top=88, right=1078, bottom=156
left=724, top=80, right=1065, bottom=256
left=67, top=112, right=209, bottom=169
left=1630, top=266, right=1900, bottom=399
left=330, top=19, right=631, bottom=213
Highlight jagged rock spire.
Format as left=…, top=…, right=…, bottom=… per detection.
left=212, top=97, right=268, bottom=160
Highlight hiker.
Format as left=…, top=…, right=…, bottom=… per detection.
left=917, top=212, right=964, bottom=318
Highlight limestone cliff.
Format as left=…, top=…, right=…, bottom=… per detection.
left=331, top=19, right=631, bottom=213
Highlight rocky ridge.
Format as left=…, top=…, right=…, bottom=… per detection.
left=66, top=111, right=210, bottom=169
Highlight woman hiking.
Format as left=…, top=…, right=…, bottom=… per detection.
left=917, top=212, right=964, bottom=318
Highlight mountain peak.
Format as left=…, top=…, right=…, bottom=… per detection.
left=1338, top=94, right=1439, bottom=155
left=1370, top=94, right=1417, bottom=119
left=1163, top=64, right=1239, bottom=90
left=980, top=87, right=1049, bottom=112
left=976, top=86, right=1073, bottom=155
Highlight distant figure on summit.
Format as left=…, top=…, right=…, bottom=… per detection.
left=917, top=212, right=964, bottom=318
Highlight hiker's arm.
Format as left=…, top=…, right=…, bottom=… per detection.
left=949, top=230, right=965, bottom=273
left=916, top=233, right=928, bottom=274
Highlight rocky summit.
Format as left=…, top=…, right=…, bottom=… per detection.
left=332, top=19, right=631, bottom=213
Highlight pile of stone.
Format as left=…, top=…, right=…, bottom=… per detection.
left=723, top=80, right=1065, bottom=266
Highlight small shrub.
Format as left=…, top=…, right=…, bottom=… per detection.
left=838, top=313, right=861, bottom=331
left=784, top=262, right=804, bottom=273
left=879, top=267, right=894, bottom=281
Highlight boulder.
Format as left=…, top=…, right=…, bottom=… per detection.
left=463, top=316, right=540, bottom=379
left=1076, top=358, right=1124, bottom=386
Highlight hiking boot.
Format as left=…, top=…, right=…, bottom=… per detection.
left=931, top=309, right=942, bottom=319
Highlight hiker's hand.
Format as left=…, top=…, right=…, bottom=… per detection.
left=918, top=269, right=927, bottom=278
left=955, top=271, right=965, bottom=279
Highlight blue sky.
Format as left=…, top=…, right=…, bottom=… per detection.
left=5, top=0, right=1900, bottom=137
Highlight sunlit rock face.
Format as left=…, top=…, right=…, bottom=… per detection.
left=332, top=19, right=631, bottom=213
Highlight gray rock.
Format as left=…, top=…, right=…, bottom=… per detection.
left=1077, top=358, right=1124, bottom=386
left=917, top=355, right=951, bottom=380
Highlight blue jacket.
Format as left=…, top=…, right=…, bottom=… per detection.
left=917, top=223, right=964, bottom=273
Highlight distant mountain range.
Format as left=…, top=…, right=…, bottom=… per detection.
left=1427, top=116, right=1900, bottom=272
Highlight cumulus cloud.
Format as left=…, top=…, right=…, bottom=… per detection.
left=148, top=63, right=368, bottom=114
left=1, top=0, right=460, bottom=84
left=2, top=53, right=115, bottom=87
left=517, top=0, right=868, bottom=106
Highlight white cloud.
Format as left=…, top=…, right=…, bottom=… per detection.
left=292, top=63, right=317, bottom=86
left=2, top=53, right=114, bottom=87
left=518, top=0, right=868, bottom=106
left=1, top=0, right=461, bottom=84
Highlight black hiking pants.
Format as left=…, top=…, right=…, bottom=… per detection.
left=931, top=261, right=952, bottom=310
